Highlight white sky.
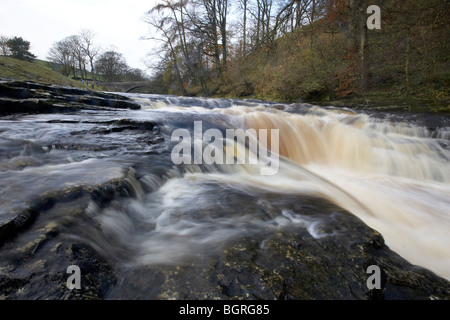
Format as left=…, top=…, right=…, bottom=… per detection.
left=0, top=0, right=159, bottom=73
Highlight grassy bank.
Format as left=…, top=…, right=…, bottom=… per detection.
left=0, top=56, right=91, bottom=89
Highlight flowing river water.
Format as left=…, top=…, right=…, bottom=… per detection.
left=1, top=93, right=449, bottom=293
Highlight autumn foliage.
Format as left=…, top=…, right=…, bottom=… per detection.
left=147, top=0, right=449, bottom=103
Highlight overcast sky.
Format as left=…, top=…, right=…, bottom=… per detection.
left=0, top=0, right=159, bottom=73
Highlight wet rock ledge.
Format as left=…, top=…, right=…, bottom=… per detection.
left=0, top=79, right=140, bottom=114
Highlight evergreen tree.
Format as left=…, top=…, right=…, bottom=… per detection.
left=7, top=36, right=36, bottom=61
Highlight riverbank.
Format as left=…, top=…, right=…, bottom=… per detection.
left=2, top=53, right=448, bottom=115
left=0, top=79, right=140, bottom=115
left=0, top=56, right=93, bottom=89
left=210, top=89, right=450, bottom=114
left=312, top=93, right=450, bottom=114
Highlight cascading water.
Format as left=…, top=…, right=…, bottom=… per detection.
left=235, top=106, right=450, bottom=280
left=1, top=92, right=449, bottom=299
left=115, top=94, right=450, bottom=280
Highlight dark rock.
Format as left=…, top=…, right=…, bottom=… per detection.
left=66, top=243, right=116, bottom=299
left=0, top=80, right=140, bottom=115
left=0, top=169, right=449, bottom=300
left=0, top=97, right=78, bottom=114
left=91, top=185, right=116, bottom=208
left=0, top=83, right=31, bottom=99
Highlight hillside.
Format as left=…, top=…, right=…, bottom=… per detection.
left=0, top=56, right=91, bottom=89
left=144, top=0, right=449, bottom=112
left=220, top=25, right=450, bottom=112
left=212, top=2, right=450, bottom=112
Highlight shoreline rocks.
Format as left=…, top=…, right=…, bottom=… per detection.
left=0, top=79, right=141, bottom=115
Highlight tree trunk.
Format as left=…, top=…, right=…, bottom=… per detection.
left=90, top=58, right=96, bottom=82
left=348, top=0, right=369, bottom=92
left=220, top=0, right=228, bottom=72
left=83, top=64, right=87, bottom=81
left=311, top=0, right=316, bottom=22
left=78, top=60, right=84, bottom=80
left=243, top=0, right=247, bottom=55
left=163, top=26, right=185, bottom=95
left=256, top=1, right=261, bottom=46
left=405, top=30, right=411, bottom=93
left=359, top=2, right=368, bottom=91
left=172, top=53, right=186, bottom=95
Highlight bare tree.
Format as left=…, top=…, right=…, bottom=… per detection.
left=217, top=0, right=229, bottom=71
left=67, top=35, right=88, bottom=80
left=195, top=0, right=222, bottom=78
left=95, top=50, right=129, bottom=82
left=48, top=35, right=87, bottom=79
left=145, top=0, right=222, bottom=93
left=246, top=0, right=274, bottom=47
left=0, top=35, right=11, bottom=56
left=239, top=0, right=248, bottom=55
left=48, top=37, right=76, bottom=77
left=79, top=29, right=101, bottom=81
left=144, top=2, right=187, bottom=94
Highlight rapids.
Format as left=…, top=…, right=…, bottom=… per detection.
left=126, top=94, right=450, bottom=280
left=1, top=92, right=449, bottom=284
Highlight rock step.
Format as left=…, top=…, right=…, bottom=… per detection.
left=0, top=80, right=141, bottom=114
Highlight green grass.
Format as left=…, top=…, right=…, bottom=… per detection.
left=0, top=56, right=91, bottom=89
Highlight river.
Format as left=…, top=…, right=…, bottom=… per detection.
left=0, top=92, right=449, bottom=298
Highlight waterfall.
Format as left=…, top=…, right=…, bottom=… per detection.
left=121, top=94, right=450, bottom=280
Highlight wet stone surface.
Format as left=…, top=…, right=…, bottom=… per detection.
left=1, top=188, right=449, bottom=300
left=0, top=80, right=141, bottom=114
